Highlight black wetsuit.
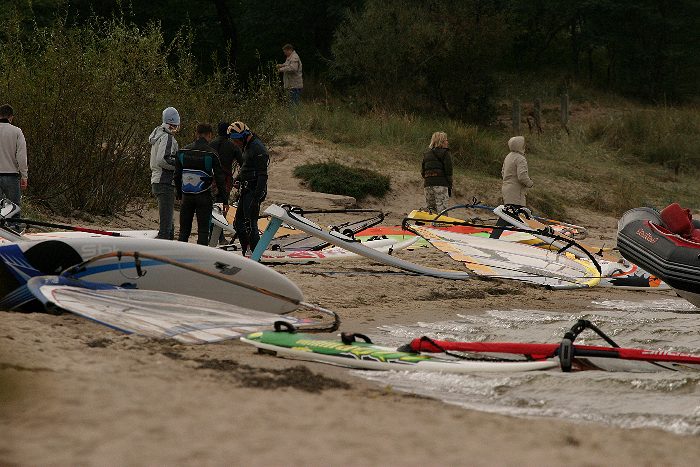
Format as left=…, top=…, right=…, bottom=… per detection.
left=174, top=137, right=227, bottom=245
left=233, top=136, right=269, bottom=254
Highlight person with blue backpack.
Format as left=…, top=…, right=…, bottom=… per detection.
left=174, top=123, right=228, bottom=245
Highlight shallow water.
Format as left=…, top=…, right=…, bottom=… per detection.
left=355, top=297, right=700, bottom=435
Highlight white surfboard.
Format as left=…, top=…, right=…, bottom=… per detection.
left=261, top=204, right=472, bottom=279
left=0, top=236, right=303, bottom=313
left=25, top=276, right=315, bottom=344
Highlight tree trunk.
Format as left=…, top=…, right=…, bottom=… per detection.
left=212, top=0, right=238, bottom=72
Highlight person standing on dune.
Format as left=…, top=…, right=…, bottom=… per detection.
left=501, top=135, right=533, bottom=208
left=421, top=131, right=453, bottom=213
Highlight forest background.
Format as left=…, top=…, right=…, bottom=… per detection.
left=0, top=0, right=698, bottom=218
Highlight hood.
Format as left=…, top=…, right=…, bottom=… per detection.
left=148, top=124, right=170, bottom=145
left=508, top=136, right=525, bottom=153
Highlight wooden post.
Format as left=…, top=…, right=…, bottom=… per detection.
left=512, top=98, right=521, bottom=134
left=533, top=98, right=542, bottom=134
left=527, top=98, right=543, bottom=135
left=560, top=93, right=570, bottom=135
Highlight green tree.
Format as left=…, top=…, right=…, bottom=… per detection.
left=330, top=0, right=511, bottom=123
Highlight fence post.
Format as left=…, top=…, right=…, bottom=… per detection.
left=512, top=98, right=521, bottom=134
left=533, top=98, right=542, bottom=134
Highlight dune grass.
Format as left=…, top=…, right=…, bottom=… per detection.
left=281, top=101, right=700, bottom=218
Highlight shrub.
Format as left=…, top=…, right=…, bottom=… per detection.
left=0, top=11, right=284, bottom=215
left=293, top=162, right=391, bottom=201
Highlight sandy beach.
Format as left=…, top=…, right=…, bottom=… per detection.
left=2, top=136, right=699, bottom=465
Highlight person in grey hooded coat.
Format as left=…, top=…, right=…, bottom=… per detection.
left=501, top=135, right=533, bottom=207
left=149, top=107, right=180, bottom=239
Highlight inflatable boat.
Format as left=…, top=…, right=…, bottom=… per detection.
left=617, top=203, right=700, bottom=307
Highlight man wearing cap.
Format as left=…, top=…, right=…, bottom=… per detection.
left=149, top=106, right=180, bottom=239
left=228, top=121, right=269, bottom=255
left=0, top=104, right=28, bottom=208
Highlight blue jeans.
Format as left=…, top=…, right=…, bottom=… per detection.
left=151, top=183, right=175, bottom=240
left=0, top=174, right=21, bottom=206
left=289, top=88, right=302, bottom=105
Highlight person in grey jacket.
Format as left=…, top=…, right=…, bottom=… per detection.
left=276, top=44, right=303, bottom=104
left=0, top=104, right=28, bottom=208
left=501, top=135, right=533, bottom=207
left=148, top=106, right=180, bottom=239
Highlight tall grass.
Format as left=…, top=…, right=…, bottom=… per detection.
left=287, top=105, right=505, bottom=178
left=585, top=108, right=700, bottom=171
left=0, top=12, right=285, bottom=215
left=281, top=102, right=700, bottom=218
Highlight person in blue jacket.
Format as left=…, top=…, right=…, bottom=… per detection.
left=174, top=123, right=228, bottom=245
left=228, top=121, right=269, bottom=255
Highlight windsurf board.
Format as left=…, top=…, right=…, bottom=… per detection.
left=0, top=236, right=303, bottom=313
left=241, top=331, right=558, bottom=373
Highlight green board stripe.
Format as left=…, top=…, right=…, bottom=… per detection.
left=247, top=331, right=433, bottom=363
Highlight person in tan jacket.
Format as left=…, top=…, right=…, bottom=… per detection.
left=501, top=135, right=533, bottom=207
left=276, top=44, right=303, bottom=104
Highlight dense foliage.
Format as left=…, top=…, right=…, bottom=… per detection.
left=293, top=162, right=391, bottom=201
left=0, top=12, right=285, bottom=214
left=3, top=0, right=697, bottom=110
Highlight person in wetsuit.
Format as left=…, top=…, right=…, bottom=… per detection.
left=228, top=121, right=269, bottom=255
left=174, top=123, right=228, bottom=245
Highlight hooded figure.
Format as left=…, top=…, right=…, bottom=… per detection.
left=148, top=106, right=180, bottom=239
left=501, top=136, right=533, bottom=206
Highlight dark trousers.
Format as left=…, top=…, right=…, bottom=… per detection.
left=152, top=183, right=175, bottom=240
left=178, top=193, right=213, bottom=245
left=234, top=189, right=261, bottom=254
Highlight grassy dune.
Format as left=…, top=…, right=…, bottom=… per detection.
left=281, top=102, right=700, bottom=218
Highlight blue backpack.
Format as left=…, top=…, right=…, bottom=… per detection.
left=178, top=151, right=213, bottom=194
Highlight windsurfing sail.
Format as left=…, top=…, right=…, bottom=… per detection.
left=408, top=224, right=600, bottom=289
left=492, top=204, right=611, bottom=259
left=257, top=204, right=472, bottom=279
left=267, top=208, right=385, bottom=251
left=418, top=202, right=589, bottom=239
left=20, top=276, right=335, bottom=343
left=400, top=319, right=700, bottom=372
left=254, top=237, right=418, bottom=264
